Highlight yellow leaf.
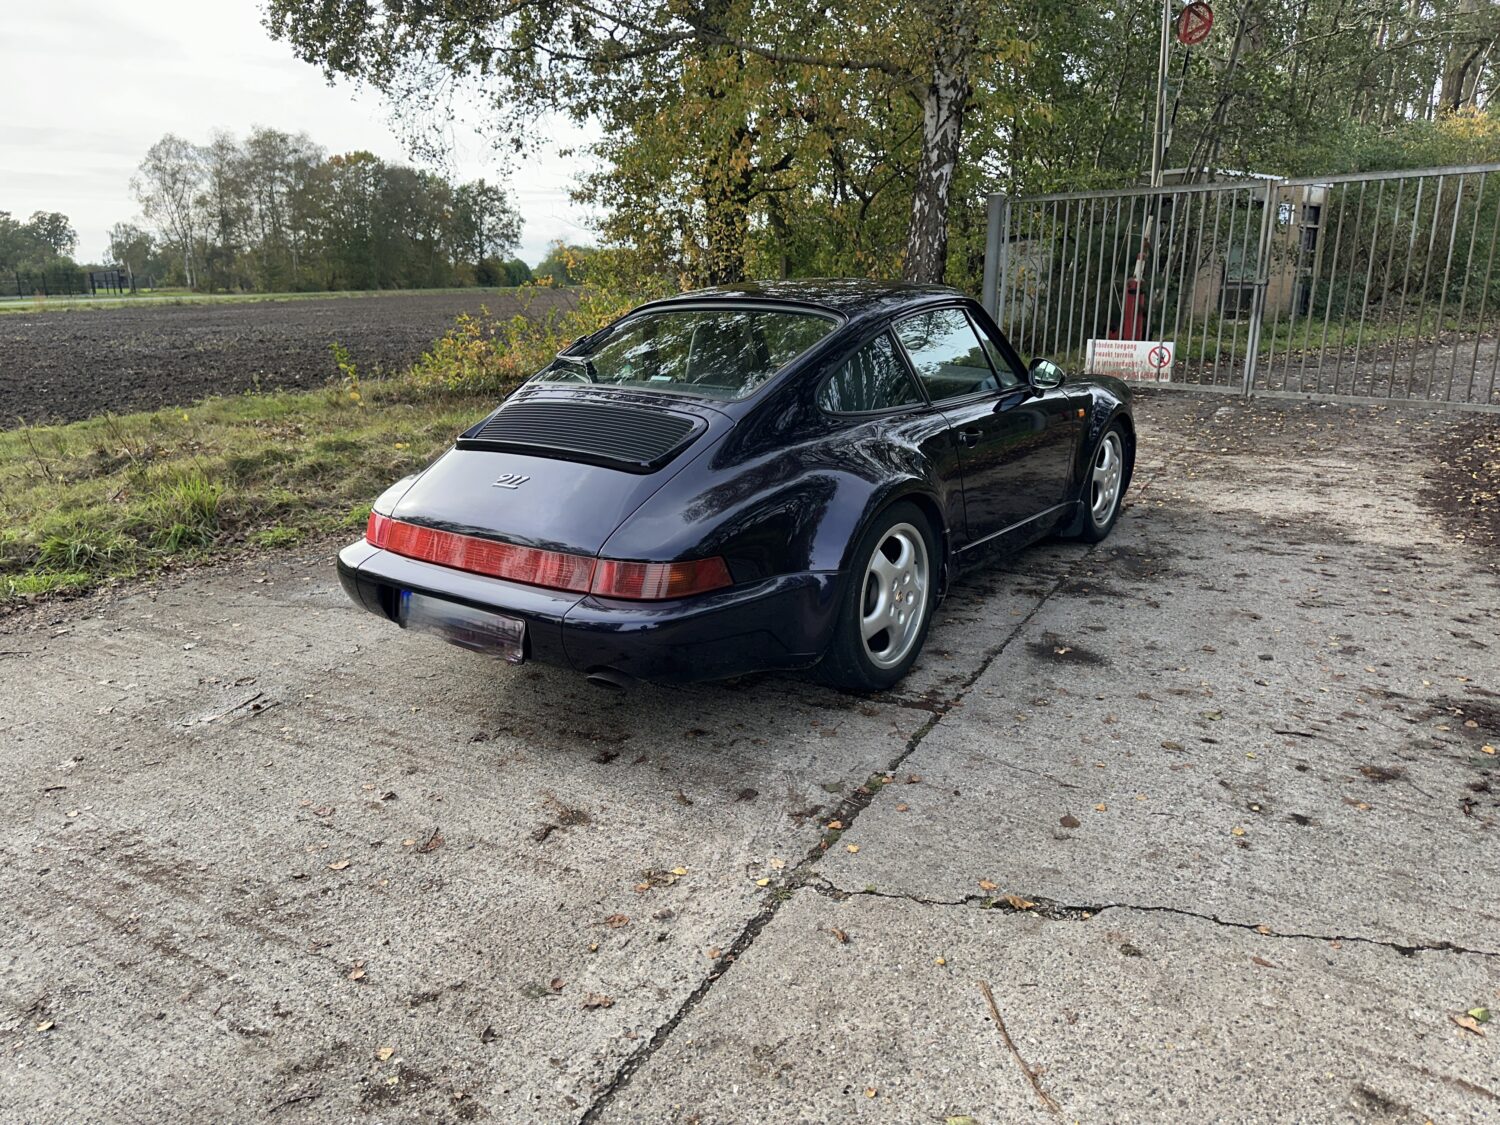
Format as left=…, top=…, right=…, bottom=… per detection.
left=671, top=867, right=687, bottom=876
left=978, top=879, right=999, bottom=891
left=1453, top=1014, right=1486, bottom=1037
left=375, top=1046, right=395, bottom=1061
left=864, top=1087, right=877, bottom=1098
left=769, top=857, right=786, bottom=869
left=933, top=956, right=946, bottom=966
left=1231, top=826, right=1246, bottom=837
left=755, top=877, right=770, bottom=887
left=35, top=1020, right=54, bottom=1032
left=845, top=844, right=860, bottom=854
left=1483, top=745, right=1496, bottom=755
left=1002, top=894, right=1036, bottom=911
left=1094, top=803, right=1108, bottom=812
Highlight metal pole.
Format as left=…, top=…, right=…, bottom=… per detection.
left=982, top=193, right=1006, bottom=320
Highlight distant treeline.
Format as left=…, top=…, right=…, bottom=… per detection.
left=116, top=128, right=534, bottom=293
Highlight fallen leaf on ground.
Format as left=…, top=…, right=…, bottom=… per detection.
left=896, top=803, right=911, bottom=812
left=1468, top=1007, right=1492, bottom=1022
left=1002, top=894, right=1036, bottom=911
left=1483, top=745, right=1496, bottom=755
left=978, top=879, right=999, bottom=891
left=1254, top=924, right=1272, bottom=935
left=1231, top=826, right=1246, bottom=837
left=35, top=1020, right=54, bottom=1032
left=375, top=1046, right=394, bottom=1061
left=755, top=877, right=770, bottom=886
left=1094, top=803, right=1108, bottom=812
left=671, top=866, right=687, bottom=876
left=826, top=820, right=843, bottom=830
left=604, top=914, right=629, bottom=928
left=549, top=977, right=564, bottom=992
left=348, top=961, right=366, bottom=981
left=583, top=994, right=614, bottom=1009
left=327, top=858, right=351, bottom=871
left=706, top=947, right=721, bottom=959
left=1060, top=814, right=1081, bottom=828
left=1250, top=956, right=1277, bottom=969
left=864, top=1087, right=877, bottom=1098
left=769, top=857, right=786, bottom=869
left=830, top=927, right=849, bottom=944
left=845, top=844, right=860, bottom=854
left=1161, top=740, right=1184, bottom=751
left=416, top=829, right=444, bottom=854
left=1453, top=1014, right=1486, bottom=1037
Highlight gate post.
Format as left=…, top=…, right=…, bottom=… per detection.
left=1242, top=179, right=1278, bottom=396
left=981, top=193, right=1010, bottom=325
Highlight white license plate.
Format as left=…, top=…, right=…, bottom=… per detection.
left=399, top=591, right=525, bottom=663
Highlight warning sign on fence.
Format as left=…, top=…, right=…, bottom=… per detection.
left=1085, top=339, right=1175, bottom=382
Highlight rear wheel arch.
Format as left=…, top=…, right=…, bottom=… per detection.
left=840, top=486, right=950, bottom=594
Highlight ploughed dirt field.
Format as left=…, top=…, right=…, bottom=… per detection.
left=0, top=289, right=580, bottom=428
left=2, top=393, right=1498, bottom=1122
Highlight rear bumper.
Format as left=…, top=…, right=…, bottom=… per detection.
left=337, top=540, right=840, bottom=683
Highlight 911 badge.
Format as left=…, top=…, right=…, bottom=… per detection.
left=491, top=473, right=530, bottom=490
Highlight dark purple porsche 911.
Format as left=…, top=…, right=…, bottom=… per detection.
left=337, top=279, right=1134, bottom=691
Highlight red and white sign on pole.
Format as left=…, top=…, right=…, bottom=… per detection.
left=1086, top=339, right=1175, bottom=383
left=1177, top=2, right=1213, bottom=46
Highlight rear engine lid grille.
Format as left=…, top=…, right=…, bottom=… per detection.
left=458, top=399, right=703, bottom=472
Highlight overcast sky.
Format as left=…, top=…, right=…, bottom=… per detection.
left=0, top=0, right=600, bottom=265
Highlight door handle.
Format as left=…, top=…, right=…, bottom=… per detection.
left=956, top=427, right=982, bottom=448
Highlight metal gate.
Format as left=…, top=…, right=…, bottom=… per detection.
left=981, top=164, right=1500, bottom=410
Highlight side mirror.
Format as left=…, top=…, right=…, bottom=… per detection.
left=1029, top=358, right=1066, bottom=390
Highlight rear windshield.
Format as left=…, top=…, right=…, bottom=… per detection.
left=530, top=307, right=838, bottom=400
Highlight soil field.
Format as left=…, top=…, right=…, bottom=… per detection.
left=0, top=288, right=580, bottom=428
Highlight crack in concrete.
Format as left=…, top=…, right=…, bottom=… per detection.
left=577, top=540, right=1090, bottom=1123
left=803, top=877, right=1500, bottom=959
left=578, top=453, right=1203, bottom=1123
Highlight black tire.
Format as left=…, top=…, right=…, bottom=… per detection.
left=818, top=501, right=938, bottom=692
left=1075, top=422, right=1129, bottom=543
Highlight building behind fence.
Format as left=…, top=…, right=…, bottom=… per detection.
left=982, top=163, right=1500, bottom=410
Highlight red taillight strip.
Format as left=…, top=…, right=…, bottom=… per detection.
left=366, top=511, right=594, bottom=592
left=365, top=512, right=733, bottom=601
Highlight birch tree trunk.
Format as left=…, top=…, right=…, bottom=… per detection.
left=902, top=10, right=973, bottom=283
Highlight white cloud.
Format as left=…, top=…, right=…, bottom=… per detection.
left=0, top=0, right=601, bottom=266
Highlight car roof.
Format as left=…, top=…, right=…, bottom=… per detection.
left=638, top=278, right=970, bottom=321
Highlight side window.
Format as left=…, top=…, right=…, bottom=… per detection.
left=818, top=333, right=924, bottom=413
left=895, top=307, right=1005, bottom=401
left=970, top=314, right=1025, bottom=390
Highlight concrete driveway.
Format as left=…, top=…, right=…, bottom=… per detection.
left=2, top=394, right=1496, bottom=1124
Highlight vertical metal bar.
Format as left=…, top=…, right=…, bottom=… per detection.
left=1025, top=201, right=1044, bottom=354
left=1212, top=189, right=1240, bottom=386
left=1406, top=175, right=1445, bottom=397
left=1280, top=192, right=1308, bottom=392
left=1015, top=201, right=1034, bottom=350
left=1179, top=191, right=1202, bottom=380
left=1043, top=200, right=1061, bottom=356
left=1311, top=182, right=1348, bottom=395
left=1450, top=172, right=1485, bottom=399
left=1243, top=180, right=1279, bottom=396
left=1092, top=195, right=1122, bottom=364
left=1066, top=198, right=1087, bottom=359
left=1430, top=174, right=1465, bottom=400
left=1008, top=200, right=1031, bottom=343
left=1261, top=187, right=1297, bottom=392
left=1331, top=180, right=1367, bottom=395
left=1390, top=176, right=1429, bottom=399
left=1465, top=173, right=1498, bottom=404
left=1200, top=189, right=1223, bottom=376
left=1051, top=200, right=1072, bottom=357
left=982, top=194, right=1006, bottom=321
left=1075, top=197, right=1098, bottom=360
left=1141, top=190, right=1165, bottom=343
left=1351, top=178, right=1392, bottom=394
left=1162, top=188, right=1186, bottom=354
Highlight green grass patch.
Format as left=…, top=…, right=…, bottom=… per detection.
left=0, top=381, right=496, bottom=603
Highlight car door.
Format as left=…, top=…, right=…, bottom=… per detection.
left=893, top=305, right=1079, bottom=545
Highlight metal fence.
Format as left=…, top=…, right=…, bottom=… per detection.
left=981, top=164, right=1500, bottom=410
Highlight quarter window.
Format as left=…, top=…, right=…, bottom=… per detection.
left=895, top=307, right=1007, bottom=401
left=818, top=334, right=924, bottom=413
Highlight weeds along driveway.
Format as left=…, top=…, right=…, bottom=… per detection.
left=1, top=395, right=1496, bottom=1123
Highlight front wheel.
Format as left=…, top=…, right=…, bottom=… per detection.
left=1076, top=424, right=1127, bottom=543
left=819, top=502, right=937, bottom=692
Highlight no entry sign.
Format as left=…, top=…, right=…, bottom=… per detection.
left=1086, top=339, right=1175, bottom=382
left=1178, top=2, right=1213, bottom=46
